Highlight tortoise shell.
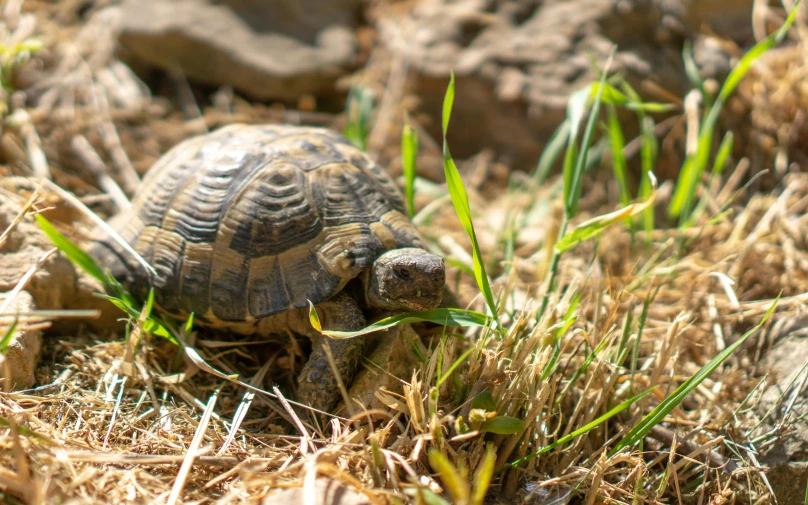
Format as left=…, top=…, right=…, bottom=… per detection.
left=100, top=123, right=425, bottom=323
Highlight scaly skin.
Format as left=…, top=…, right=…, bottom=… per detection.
left=296, top=291, right=367, bottom=413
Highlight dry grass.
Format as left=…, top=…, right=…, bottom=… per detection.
left=0, top=1, right=804, bottom=504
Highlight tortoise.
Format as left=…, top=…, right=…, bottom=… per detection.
left=90, top=123, right=447, bottom=413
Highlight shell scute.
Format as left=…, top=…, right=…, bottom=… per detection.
left=227, top=162, right=323, bottom=258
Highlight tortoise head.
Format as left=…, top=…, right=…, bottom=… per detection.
left=365, top=248, right=445, bottom=312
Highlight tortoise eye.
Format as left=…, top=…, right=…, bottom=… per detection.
left=396, top=267, right=412, bottom=280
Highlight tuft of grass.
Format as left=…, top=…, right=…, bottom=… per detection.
left=501, top=387, right=656, bottom=473
left=668, top=4, right=799, bottom=225
left=611, top=294, right=780, bottom=455
left=535, top=62, right=669, bottom=318
left=35, top=213, right=183, bottom=346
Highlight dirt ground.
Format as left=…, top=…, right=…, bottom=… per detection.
left=0, top=0, right=807, bottom=504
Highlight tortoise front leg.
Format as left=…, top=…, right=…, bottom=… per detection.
left=297, top=292, right=367, bottom=413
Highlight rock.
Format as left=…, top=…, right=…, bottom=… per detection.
left=755, top=317, right=808, bottom=503
left=0, top=290, right=41, bottom=391
left=117, top=0, right=362, bottom=101
left=336, top=324, right=424, bottom=416
left=380, top=0, right=755, bottom=171
left=261, top=479, right=372, bottom=505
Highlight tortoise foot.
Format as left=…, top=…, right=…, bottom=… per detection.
left=296, top=292, right=367, bottom=413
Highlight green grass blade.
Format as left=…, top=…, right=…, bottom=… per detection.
left=562, top=86, right=588, bottom=216
left=471, top=444, right=496, bottom=505
left=183, top=312, right=195, bottom=336
left=637, top=114, right=658, bottom=237
left=36, top=214, right=107, bottom=284
left=595, top=81, right=630, bottom=105
left=596, top=82, right=675, bottom=113
left=142, top=288, right=155, bottom=321
left=611, top=293, right=781, bottom=455
left=101, top=294, right=179, bottom=344
left=309, top=305, right=490, bottom=339
left=712, top=130, right=734, bottom=177
left=688, top=131, right=735, bottom=225
left=401, top=117, right=419, bottom=218
left=441, top=74, right=454, bottom=134
left=682, top=40, right=709, bottom=103
left=343, top=85, right=375, bottom=151
left=501, top=387, right=656, bottom=472
left=668, top=129, right=708, bottom=223
left=718, top=7, right=797, bottom=104
left=441, top=73, right=497, bottom=316
left=437, top=347, right=473, bottom=387
left=606, top=103, right=631, bottom=207
left=555, top=173, right=657, bottom=253
left=0, top=319, right=18, bottom=354
left=566, top=64, right=611, bottom=217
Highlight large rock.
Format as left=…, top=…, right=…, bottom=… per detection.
left=116, top=0, right=362, bottom=101
left=380, top=0, right=753, bottom=171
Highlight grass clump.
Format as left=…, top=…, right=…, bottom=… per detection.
left=668, top=4, right=799, bottom=226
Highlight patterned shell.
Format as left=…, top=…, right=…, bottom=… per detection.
left=101, top=123, right=425, bottom=323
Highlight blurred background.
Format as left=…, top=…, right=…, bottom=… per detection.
left=4, top=0, right=805, bottom=201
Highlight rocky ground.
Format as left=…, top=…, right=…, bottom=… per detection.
left=0, top=0, right=807, bottom=503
